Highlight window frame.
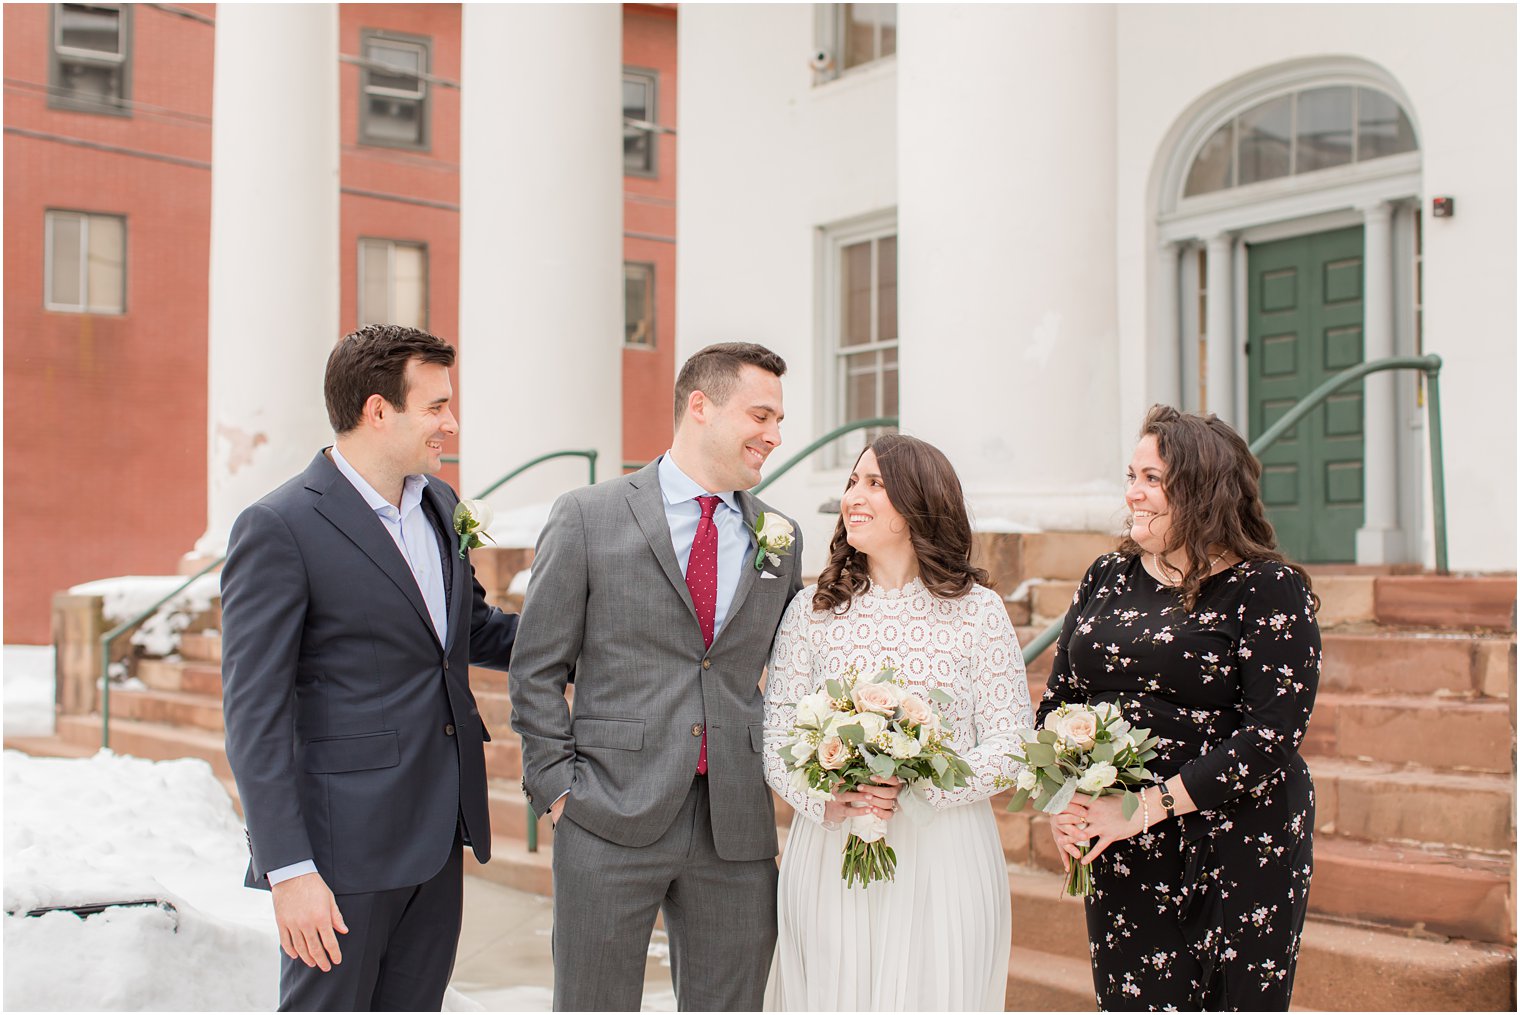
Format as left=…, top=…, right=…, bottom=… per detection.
left=819, top=211, right=899, bottom=467
left=622, top=67, right=659, bottom=179
left=813, top=3, right=897, bottom=84
left=357, top=237, right=430, bottom=331
left=44, top=209, right=127, bottom=315
left=623, top=261, right=656, bottom=349
left=357, top=28, right=432, bottom=152
left=48, top=3, right=132, bottom=116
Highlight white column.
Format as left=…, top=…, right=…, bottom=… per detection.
left=1151, top=242, right=1183, bottom=410
left=196, top=4, right=339, bottom=558
left=1204, top=232, right=1235, bottom=425
left=459, top=5, right=622, bottom=517
left=1356, top=201, right=1402, bottom=563
left=896, top=4, right=1119, bottom=530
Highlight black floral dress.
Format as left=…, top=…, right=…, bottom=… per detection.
left=1036, top=553, right=1320, bottom=1011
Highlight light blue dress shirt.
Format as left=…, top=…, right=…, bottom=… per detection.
left=658, top=451, right=752, bottom=638
left=265, top=446, right=449, bottom=887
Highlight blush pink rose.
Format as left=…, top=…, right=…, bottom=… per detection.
left=852, top=681, right=902, bottom=716
left=1062, top=711, right=1099, bottom=749
left=898, top=693, right=934, bottom=726
left=817, top=736, right=851, bottom=771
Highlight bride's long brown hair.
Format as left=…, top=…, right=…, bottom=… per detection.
left=813, top=434, right=990, bottom=614
left=1120, top=405, right=1318, bottom=612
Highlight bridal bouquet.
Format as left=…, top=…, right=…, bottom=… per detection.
left=776, top=662, right=973, bottom=887
left=1003, top=701, right=1161, bottom=896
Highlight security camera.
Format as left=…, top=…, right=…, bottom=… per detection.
left=809, top=49, right=835, bottom=72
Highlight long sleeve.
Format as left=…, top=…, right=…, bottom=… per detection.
left=762, top=589, right=829, bottom=825
left=1035, top=554, right=1114, bottom=726
left=917, top=590, right=1034, bottom=810
left=1178, top=564, right=1321, bottom=812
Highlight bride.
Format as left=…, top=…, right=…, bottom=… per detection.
left=762, top=434, right=1033, bottom=1011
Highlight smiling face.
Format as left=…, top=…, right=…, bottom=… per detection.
left=689, top=363, right=784, bottom=491
left=382, top=357, right=458, bottom=477
left=841, top=448, right=913, bottom=558
left=1125, top=434, right=1172, bottom=555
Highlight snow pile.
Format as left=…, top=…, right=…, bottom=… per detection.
left=4, top=750, right=277, bottom=1010
left=3, top=645, right=56, bottom=736
left=70, top=573, right=222, bottom=658
left=480, top=500, right=552, bottom=550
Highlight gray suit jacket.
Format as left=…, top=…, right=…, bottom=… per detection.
left=221, top=451, right=517, bottom=895
left=509, top=460, right=804, bottom=862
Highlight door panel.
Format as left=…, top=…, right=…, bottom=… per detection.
left=1247, top=226, right=1365, bottom=562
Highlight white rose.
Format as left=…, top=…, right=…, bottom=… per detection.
left=1056, top=708, right=1099, bottom=750
left=1016, top=769, right=1038, bottom=792
left=883, top=730, right=921, bottom=760
left=795, top=690, right=834, bottom=728
left=785, top=735, right=815, bottom=765
left=457, top=498, right=493, bottom=532
left=853, top=712, right=889, bottom=740
left=789, top=767, right=833, bottom=802
left=1076, top=762, right=1119, bottom=794
left=1093, top=701, right=1122, bottom=723
left=757, top=512, right=795, bottom=549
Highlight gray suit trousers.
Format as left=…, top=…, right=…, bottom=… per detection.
left=550, top=777, right=778, bottom=1011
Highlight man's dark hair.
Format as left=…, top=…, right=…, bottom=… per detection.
left=324, top=324, right=456, bottom=433
left=672, top=342, right=787, bottom=427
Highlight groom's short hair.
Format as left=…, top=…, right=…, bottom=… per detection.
left=673, top=342, right=787, bottom=428
left=325, top=324, right=457, bottom=434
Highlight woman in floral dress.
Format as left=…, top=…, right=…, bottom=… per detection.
left=763, top=434, right=1033, bottom=1011
left=1043, top=406, right=1321, bottom=1011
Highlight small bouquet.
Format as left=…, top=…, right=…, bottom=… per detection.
left=1003, top=701, right=1160, bottom=896
left=776, top=662, right=973, bottom=887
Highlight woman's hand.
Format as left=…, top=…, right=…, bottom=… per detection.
left=1048, top=796, right=1090, bottom=872
left=823, top=775, right=902, bottom=823
left=1070, top=792, right=1149, bottom=865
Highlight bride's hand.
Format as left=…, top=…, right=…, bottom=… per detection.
left=823, top=776, right=901, bottom=823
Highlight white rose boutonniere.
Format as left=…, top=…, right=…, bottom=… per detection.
left=452, top=499, right=496, bottom=559
left=752, top=511, right=795, bottom=571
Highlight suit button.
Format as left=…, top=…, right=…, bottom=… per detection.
left=445, top=723, right=456, bottom=736
left=691, top=723, right=704, bottom=737
left=702, top=658, right=712, bottom=670
left=443, top=659, right=450, bottom=670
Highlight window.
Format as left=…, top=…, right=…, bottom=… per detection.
left=358, top=239, right=428, bottom=329
left=45, top=210, right=125, bottom=313
left=825, top=219, right=898, bottom=464
left=624, top=263, right=655, bottom=347
left=359, top=31, right=429, bottom=150
left=623, top=69, right=658, bottom=177
left=1184, top=86, right=1416, bottom=197
left=49, top=3, right=131, bottom=115
left=815, top=4, right=896, bottom=81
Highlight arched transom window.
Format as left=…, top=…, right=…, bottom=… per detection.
left=1184, top=85, right=1417, bottom=197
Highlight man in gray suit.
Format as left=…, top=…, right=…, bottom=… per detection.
left=510, top=343, right=803, bottom=1011
left=221, top=324, right=517, bottom=1010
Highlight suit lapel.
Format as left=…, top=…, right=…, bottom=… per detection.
left=424, top=481, right=468, bottom=655
left=307, top=454, right=443, bottom=650
left=716, top=490, right=762, bottom=643
left=627, top=463, right=700, bottom=624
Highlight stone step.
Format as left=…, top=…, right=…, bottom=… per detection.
left=1004, top=944, right=1097, bottom=1010
left=1375, top=576, right=1517, bottom=632
left=2, top=734, right=99, bottom=759
left=1319, top=630, right=1515, bottom=699
left=476, top=689, right=513, bottom=728
left=136, top=658, right=223, bottom=696
left=488, top=779, right=553, bottom=850
left=466, top=836, right=554, bottom=896
left=108, top=686, right=225, bottom=732
left=1309, top=756, right=1514, bottom=853
left=1019, top=532, right=1120, bottom=582
left=469, top=667, right=512, bottom=696
left=57, top=714, right=233, bottom=779
left=179, top=630, right=222, bottom=664
left=1306, top=693, right=1513, bottom=773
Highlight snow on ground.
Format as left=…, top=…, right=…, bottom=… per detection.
left=4, top=645, right=56, bottom=737
left=69, top=573, right=222, bottom=657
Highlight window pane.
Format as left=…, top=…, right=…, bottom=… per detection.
left=881, top=345, right=899, bottom=418
left=877, top=235, right=897, bottom=342
left=58, top=4, right=122, bottom=56
left=59, top=59, right=120, bottom=104
left=624, top=263, right=654, bottom=346
left=359, top=240, right=389, bottom=326
left=48, top=213, right=83, bottom=307
left=366, top=42, right=423, bottom=97
left=623, top=76, right=653, bottom=174
left=843, top=4, right=892, bottom=70
left=391, top=244, right=426, bottom=329
left=843, top=350, right=879, bottom=422
left=1295, top=86, right=1353, bottom=174
left=1357, top=88, right=1417, bottom=160
left=365, top=96, right=422, bottom=144
left=877, top=5, right=897, bottom=59
left=841, top=241, right=873, bottom=347
left=85, top=214, right=124, bottom=311
left=1237, top=95, right=1292, bottom=186
left=1184, top=122, right=1234, bottom=196
left=622, top=77, right=651, bottom=121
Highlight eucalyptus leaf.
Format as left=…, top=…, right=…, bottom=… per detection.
left=1022, top=742, right=1057, bottom=768
left=1091, top=741, right=1116, bottom=764
left=868, top=752, right=897, bottom=777
left=837, top=724, right=864, bottom=745
left=1036, top=729, right=1058, bottom=745
left=927, top=687, right=953, bottom=707
left=1007, top=788, right=1032, bottom=812
left=1120, top=789, right=1139, bottom=820
left=1040, top=777, right=1079, bottom=815
left=826, top=679, right=845, bottom=701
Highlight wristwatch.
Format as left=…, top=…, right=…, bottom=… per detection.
left=1159, top=780, right=1177, bottom=820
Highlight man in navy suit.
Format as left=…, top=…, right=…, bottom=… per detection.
left=221, top=324, right=517, bottom=1011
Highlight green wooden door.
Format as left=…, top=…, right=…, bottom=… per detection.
left=1247, top=226, right=1365, bottom=563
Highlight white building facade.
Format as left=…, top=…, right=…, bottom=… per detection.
left=677, top=3, right=1516, bottom=576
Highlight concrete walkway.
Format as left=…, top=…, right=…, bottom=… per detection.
left=448, top=875, right=676, bottom=1012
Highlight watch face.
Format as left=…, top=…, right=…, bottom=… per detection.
left=1161, top=793, right=1176, bottom=808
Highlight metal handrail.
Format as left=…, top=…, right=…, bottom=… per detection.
left=753, top=416, right=899, bottom=494
left=95, top=448, right=599, bottom=749
left=1019, top=353, right=1449, bottom=665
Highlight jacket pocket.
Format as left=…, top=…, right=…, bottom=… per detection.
left=573, top=716, right=644, bottom=751
left=304, top=730, right=401, bottom=773
left=749, top=723, right=765, bottom=753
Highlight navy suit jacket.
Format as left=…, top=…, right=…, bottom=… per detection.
left=221, top=450, right=517, bottom=895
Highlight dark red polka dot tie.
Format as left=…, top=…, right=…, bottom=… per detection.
left=685, top=495, right=720, bottom=775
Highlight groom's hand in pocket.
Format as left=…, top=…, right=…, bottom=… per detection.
left=271, top=872, right=349, bottom=971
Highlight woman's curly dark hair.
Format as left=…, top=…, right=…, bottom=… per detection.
left=1120, top=405, right=1318, bottom=613
left=813, top=433, right=990, bottom=614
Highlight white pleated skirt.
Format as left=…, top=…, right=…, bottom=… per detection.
left=765, top=798, right=1012, bottom=1012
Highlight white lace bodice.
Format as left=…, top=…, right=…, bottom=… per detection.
left=763, top=578, right=1034, bottom=825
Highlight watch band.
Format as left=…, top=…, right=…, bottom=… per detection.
left=1160, top=780, right=1177, bottom=819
